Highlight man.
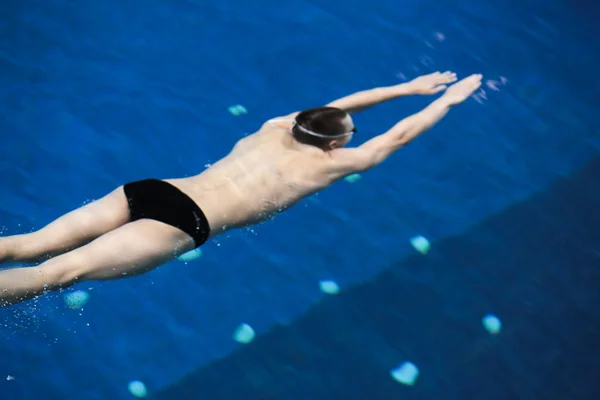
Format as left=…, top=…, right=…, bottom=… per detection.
left=0, top=72, right=482, bottom=306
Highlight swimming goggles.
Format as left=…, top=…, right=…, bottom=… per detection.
left=292, top=120, right=356, bottom=139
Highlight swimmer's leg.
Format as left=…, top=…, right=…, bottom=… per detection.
left=0, top=188, right=130, bottom=264
left=0, top=219, right=195, bottom=306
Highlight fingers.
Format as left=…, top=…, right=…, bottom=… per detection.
left=456, top=74, right=482, bottom=97
left=431, top=70, right=457, bottom=84
left=426, top=71, right=480, bottom=90
left=453, top=73, right=483, bottom=87
left=442, top=71, right=457, bottom=81
left=467, top=74, right=483, bottom=90
left=465, top=73, right=483, bottom=82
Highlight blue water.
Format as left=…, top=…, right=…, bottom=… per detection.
left=1, top=0, right=599, bottom=399
left=153, top=157, right=600, bottom=399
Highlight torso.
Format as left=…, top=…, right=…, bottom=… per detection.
left=164, top=118, right=336, bottom=238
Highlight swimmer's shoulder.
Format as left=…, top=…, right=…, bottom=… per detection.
left=263, top=112, right=299, bottom=130
left=234, top=112, right=299, bottom=147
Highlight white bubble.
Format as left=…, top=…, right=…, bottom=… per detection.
left=410, top=235, right=431, bottom=254
left=319, top=280, right=340, bottom=295
left=128, top=380, right=147, bottom=398
left=233, top=323, right=255, bottom=344
left=391, top=361, right=419, bottom=386
left=177, top=248, right=203, bottom=262
left=63, top=290, right=89, bottom=309
left=482, top=313, right=502, bottom=334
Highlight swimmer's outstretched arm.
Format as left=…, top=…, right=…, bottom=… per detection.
left=326, top=71, right=457, bottom=114
left=328, top=74, right=482, bottom=176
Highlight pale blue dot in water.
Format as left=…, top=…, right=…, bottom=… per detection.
left=344, top=173, right=362, bottom=183
left=128, top=380, right=147, bottom=398
left=391, top=361, right=420, bottom=386
left=233, top=323, right=255, bottom=344
left=482, top=313, right=502, bottom=334
left=63, top=290, right=90, bottom=309
left=319, top=280, right=340, bottom=294
left=177, top=248, right=203, bottom=262
left=409, top=235, right=431, bottom=254
left=228, top=104, right=247, bottom=116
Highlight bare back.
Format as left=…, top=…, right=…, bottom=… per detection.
left=165, top=118, right=338, bottom=237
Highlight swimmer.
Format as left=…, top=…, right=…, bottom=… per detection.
left=0, top=72, right=482, bottom=306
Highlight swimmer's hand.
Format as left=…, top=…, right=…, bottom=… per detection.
left=440, top=74, right=483, bottom=105
left=406, top=71, right=458, bottom=95
left=324, top=71, right=458, bottom=114
left=329, top=73, right=483, bottom=175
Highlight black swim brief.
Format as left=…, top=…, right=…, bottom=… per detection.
left=123, top=179, right=210, bottom=248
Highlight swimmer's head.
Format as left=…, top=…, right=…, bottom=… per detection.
left=292, top=107, right=356, bottom=150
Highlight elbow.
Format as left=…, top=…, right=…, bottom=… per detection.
left=349, top=152, right=378, bottom=172
left=362, top=149, right=388, bottom=171
left=370, top=141, right=406, bottom=168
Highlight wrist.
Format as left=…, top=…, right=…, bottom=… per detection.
left=436, top=94, right=454, bottom=108
left=382, top=83, right=415, bottom=98
left=398, top=82, right=418, bottom=96
left=432, top=95, right=454, bottom=110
